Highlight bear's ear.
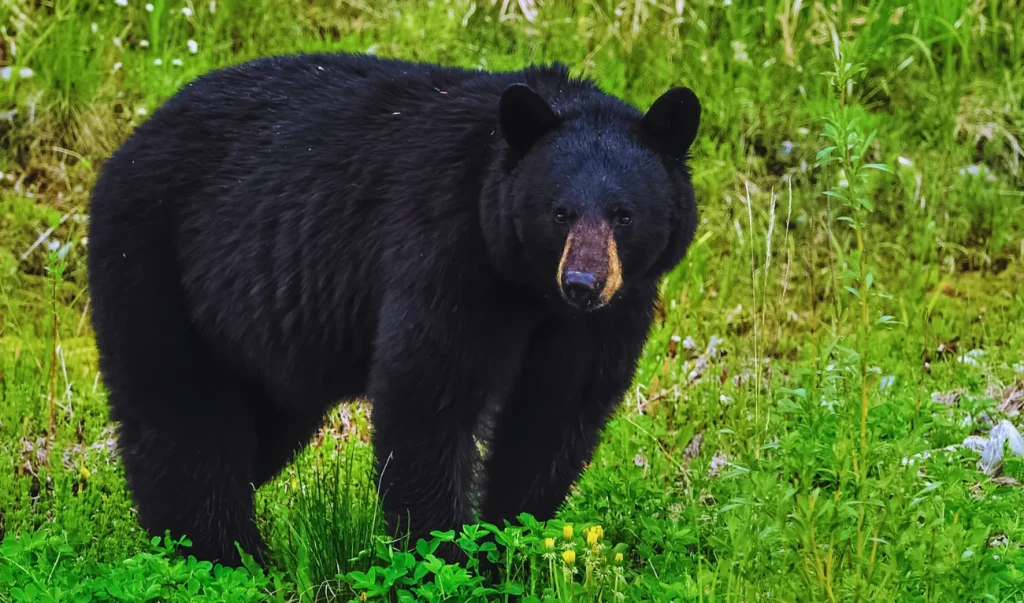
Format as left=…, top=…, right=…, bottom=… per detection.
left=640, top=87, right=701, bottom=159
left=499, top=83, right=561, bottom=154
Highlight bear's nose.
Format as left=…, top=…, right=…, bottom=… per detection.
left=562, top=271, right=603, bottom=309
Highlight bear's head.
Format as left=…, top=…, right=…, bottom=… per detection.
left=486, top=80, right=701, bottom=312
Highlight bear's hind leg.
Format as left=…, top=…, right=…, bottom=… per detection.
left=113, top=380, right=266, bottom=567
left=88, top=192, right=268, bottom=566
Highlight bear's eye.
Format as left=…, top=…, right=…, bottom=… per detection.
left=554, top=208, right=569, bottom=224
left=615, top=211, right=633, bottom=227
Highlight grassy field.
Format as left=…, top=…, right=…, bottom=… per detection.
left=2, top=0, right=1023, bottom=600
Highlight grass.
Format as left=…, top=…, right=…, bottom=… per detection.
left=2, top=0, right=1024, bottom=600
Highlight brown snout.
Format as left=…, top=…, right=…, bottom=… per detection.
left=556, top=219, right=623, bottom=310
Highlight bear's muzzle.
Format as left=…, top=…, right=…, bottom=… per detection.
left=556, top=219, right=623, bottom=310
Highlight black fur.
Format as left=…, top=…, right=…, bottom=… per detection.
left=86, top=52, right=701, bottom=567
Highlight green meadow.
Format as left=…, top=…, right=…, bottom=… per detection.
left=2, top=0, right=1023, bottom=600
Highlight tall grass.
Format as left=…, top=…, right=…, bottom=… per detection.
left=275, top=444, right=383, bottom=600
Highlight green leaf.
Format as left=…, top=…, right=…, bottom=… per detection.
left=413, top=563, right=429, bottom=582
left=496, top=582, right=524, bottom=596
left=455, top=537, right=478, bottom=554
left=816, top=146, right=838, bottom=159
left=428, top=529, right=456, bottom=543
left=415, top=538, right=439, bottom=558
left=675, top=424, right=696, bottom=451
left=516, top=513, right=541, bottom=530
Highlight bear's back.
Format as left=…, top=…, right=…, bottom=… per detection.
left=88, top=53, right=607, bottom=407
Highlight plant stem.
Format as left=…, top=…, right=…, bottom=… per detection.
left=48, top=260, right=58, bottom=436
left=856, top=217, right=869, bottom=481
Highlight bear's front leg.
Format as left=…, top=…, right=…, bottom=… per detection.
left=369, top=392, right=478, bottom=562
left=480, top=287, right=656, bottom=527
left=367, top=294, right=529, bottom=565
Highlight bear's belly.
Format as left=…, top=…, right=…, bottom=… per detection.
left=180, top=261, right=380, bottom=413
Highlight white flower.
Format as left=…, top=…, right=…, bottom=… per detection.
left=731, top=40, right=749, bottom=63
left=687, top=355, right=709, bottom=383
left=18, top=67, right=33, bottom=79
left=707, top=335, right=724, bottom=355
left=115, top=0, right=128, bottom=6
left=898, top=156, right=913, bottom=167
left=172, top=58, right=183, bottom=66
left=145, top=3, right=154, bottom=11
left=91, top=22, right=99, bottom=33
left=187, top=39, right=198, bottom=54
left=966, top=349, right=984, bottom=360
left=153, top=58, right=162, bottom=65
left=708, top=451, right=728, bottom=478
left=136, top=107, right=148, bottom=116
left=209, top=0, right=216, bottom=12
left=181, top=6, right=193, bottom=16
left=139, top=39, right=150, bottom=47
left=112, top=62, right=123, bottom=72
left=0, top=67, right=10, bottom=81
left=113, top=37, right=122, bottom=47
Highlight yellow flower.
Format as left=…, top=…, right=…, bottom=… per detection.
left=615, top=552, right=624, bottom=563
left=562, top=549, right=576, bottom=564
left=585, top=525, right=603, bottom=545
left=563, top=524, right=574, bottom=539
left=544, top=537, right=555, bottom=550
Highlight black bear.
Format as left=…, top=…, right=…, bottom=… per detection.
left=86, top=52, right=700, bottom=567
